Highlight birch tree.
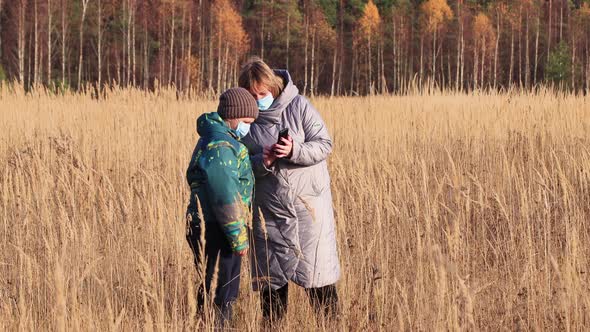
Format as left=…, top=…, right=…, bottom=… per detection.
left=47, top=0, right=53, bottom=85
left=358, top=0, right=381, bottom=94
left=77, top=0, right=90, bottom=90
left=420, top=0, right=453, bottom=84
left=17, top=0, right=27, bottom=84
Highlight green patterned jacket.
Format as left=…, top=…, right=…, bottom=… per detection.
left=186, top=112, right=253, bottom=252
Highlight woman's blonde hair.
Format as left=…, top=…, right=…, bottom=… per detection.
left=238, top=57, right=284, bottom=98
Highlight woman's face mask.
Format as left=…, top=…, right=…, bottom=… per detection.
left=256, top=93, right=274, bottom=111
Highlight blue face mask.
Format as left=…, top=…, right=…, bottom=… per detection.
left=235, top=121, right=251, bottom=138
left=257, top=93, right=274, bottom=111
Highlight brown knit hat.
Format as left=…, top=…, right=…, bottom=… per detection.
left=217, top=87, right=259, bottom=120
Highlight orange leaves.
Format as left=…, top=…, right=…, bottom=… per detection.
left=358, top=0, right=381, bottom=37
left=578, top=2, right=590, bottom=21
left=159, top=0, right=185, bottom=15
left=571, top=2, right=590, bottom=38
left=212, top=0, right=250, bottom=57
left=184, top=55, right=200, bottom=87
left=420, top=0, right=453, bottom=33
left=473, top=12, right=494, bottom=40
left=473, top=12, right=495, bottom=52
left=311, top=8, right=336, bottom=46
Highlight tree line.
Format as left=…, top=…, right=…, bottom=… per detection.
left=0, top=0, right=589, bottom=96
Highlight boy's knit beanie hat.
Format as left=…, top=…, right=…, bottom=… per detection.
left=217, top=87, right=259, bottom=120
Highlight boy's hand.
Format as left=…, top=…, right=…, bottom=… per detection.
left=235, top=248, right=248, bottom=257
left=263, top=146, right=277, bottom=167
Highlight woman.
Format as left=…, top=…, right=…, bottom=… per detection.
left=239, top=57, right=340, bottom=322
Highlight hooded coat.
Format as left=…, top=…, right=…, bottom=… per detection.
left=186, top=112, right=253, bottom=252
left=243, top=70, right=340, bottom=290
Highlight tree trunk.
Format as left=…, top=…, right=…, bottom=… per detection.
left=107, top=47, right=111, bottom=84
left=456, top=0, right=463, bottom=91
left=548, top=0, right=552, bottom=57
left=310, top=26, right=315, bottom=97
left=460, top=22, right=465, bottom=91
left=559, top=0, right=563, bottom=42
left=375, top=36, right=381, bottom=93
left=132, top=2, right=136, bottom=86
left=381, top=39, right=387, bottom=93
left=207, top=7, right=213, bottom=93
left=0, top=0, right=3, bottom=62
left=368, top=31, right=372, bottom=94
left=180, top=6, right=186, bottom=89
left=186, top=5, right=192, bottom=91
left=350, top=46, right=355, bottom=95
left=432, top=28, right=436, bottom=83
left=117, top=53, right=122, bottom=85
left=572, top=34, right=576, bottom=90
left=198, top=0, right=204, bottom=90
left=77, top=0, right=89, bottom=90
left=338, top=0, right=344, bottom=95
left=47, top=0, right=52, bottom=85
left=481, top=37, right=486, bottom=88
left=447, top=51, right=451, bottom=90
left=260, top=0, right=265, bottom=59
left=494, top=7, right=500, bottom=89
left=534, top=14, right=540, bottom=86
left=98, top=0, right=102, bottom=90
left=223, top=44, right=229, bottom=91
left=330, top=41, right=337, bottom=97
left=509, top=26, right=514, bottom=88
left=356, top=45, right=360, bottom=93
left=169, top=3, right=176, bottom=86
left=28, top=26, right=33, bottom=85
left=61, top=0, right=66, bottom=85
left=303, top=13, right=308, bottom=95
left=143, top=1, right=148, bottom=89
left=34, top=0, right=39, bottom=86
left=518, top=6, right=522, bottom=88
left=217, top=20, right=222, bottom=93
left=314, top=31, right=320, bottom=94
left=419, top=36, right=424, bottom=88
left=392, top=15, right=397, bottom=92
left=473, top=41, right=479, bottom=90
left=586, top=39, right=590, bottom=94
left=18, top=0, right=26, bottom=84
left=525, top=9, right=530, bottom=89
left=286, top=9, right=290, bottom=70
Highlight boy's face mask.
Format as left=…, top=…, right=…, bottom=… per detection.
left=235, top=121, right=251, bottom=138
left=257, top=93, right=274, bottom=111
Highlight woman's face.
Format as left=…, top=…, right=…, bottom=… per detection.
left=249, top=84, right=272, bottom=100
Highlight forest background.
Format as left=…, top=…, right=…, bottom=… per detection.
left=1, top=0, right=590, bottom=96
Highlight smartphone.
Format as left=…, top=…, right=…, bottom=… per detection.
left=277, top=128, right=290, bottom=145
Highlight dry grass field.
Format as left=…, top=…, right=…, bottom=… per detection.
left=1, top=86, right=589, bottom=331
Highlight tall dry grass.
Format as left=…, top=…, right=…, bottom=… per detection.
left=1, top=85, right=589, bottom=331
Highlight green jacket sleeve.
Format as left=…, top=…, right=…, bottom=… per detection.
left=200, top=143, right=249, bottom=252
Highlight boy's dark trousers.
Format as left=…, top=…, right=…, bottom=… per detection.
left=261, top=283, right=339, bottom=322
left=186, top=220, right=241, bottom=324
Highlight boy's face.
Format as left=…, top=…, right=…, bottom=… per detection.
left=226, top=117, right=256, bottom=131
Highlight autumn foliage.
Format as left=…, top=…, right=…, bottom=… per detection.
left=0, top=0, right=590, bottom=94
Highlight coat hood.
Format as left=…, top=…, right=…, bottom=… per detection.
left=196, top=112, right=237, bottom=138
left=256, top=70, right=300, bottom=125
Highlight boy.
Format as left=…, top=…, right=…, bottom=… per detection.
left=185, top=87, right=258, bottom=324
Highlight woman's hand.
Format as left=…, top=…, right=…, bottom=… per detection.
left=273, top=136, right=293, bottom=159
left=235, top=248, right=248, bottom=257
left=263, top=146, right=277, bottom=168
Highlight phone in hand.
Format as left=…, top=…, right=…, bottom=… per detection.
left=277, top=128, right=289, bottom=145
